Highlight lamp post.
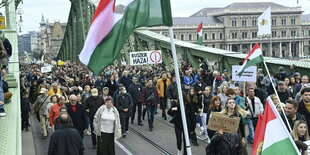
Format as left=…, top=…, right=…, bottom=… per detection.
left=16, top=8, right=23, bottom=33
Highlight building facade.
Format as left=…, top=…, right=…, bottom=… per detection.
left=149, top=2, right=310, bottom=58
left=36, top=15, right=66, bottom=59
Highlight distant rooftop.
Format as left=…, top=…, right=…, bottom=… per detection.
left=191, top=2, right=296, bottom=17
left=173, top=17, right=222, bottom=26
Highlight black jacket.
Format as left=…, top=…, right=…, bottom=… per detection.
left=297, top=100, right=310, bottom=136
left=281, top=112, right=306, bottom=132
left=168, top=101, right=196, bottom=131
left=142, top=86, right=159, bottom=106
left=193, top=82, right=207, bottom=96
left=21, top=98, right=31, bottom=112
left=128, top=83, right=143, bottom=103
left=198, top=94, right=212, bottom=113
left=66, top=104, right=88, bottom=133
left=48, top=124, right=84, bottom=155
left=84, top=96, right=104, bottom=118
left=105, top=80, right=117, bottom=96
left=166, top=82, right=178, bottom=100
left=116, top=93, right=133, bottom=118
left=206, top=132, right=242, bottom=155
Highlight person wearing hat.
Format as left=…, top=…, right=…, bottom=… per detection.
left=33, top=87, right=50, bottom=139
left=48, top=82, right=62, bottom=96
left=102, top=87, right=111, bottom=104
left=277, top=81, right=293, bottom=103
left=84, top=88, right=105, bottom=148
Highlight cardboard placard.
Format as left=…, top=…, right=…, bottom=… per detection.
left=129, top=50, right=162, bottom=66
left=232, top=65, right=257, bottom=82
left=207, top=112, right=241, bottom=134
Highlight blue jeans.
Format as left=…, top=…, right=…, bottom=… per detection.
left=146, top=104, right=156, bottom=129
left=247, top=118, right=255, bottom=143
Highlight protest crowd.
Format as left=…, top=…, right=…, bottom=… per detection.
left=19, top=60, right=310, bottom=155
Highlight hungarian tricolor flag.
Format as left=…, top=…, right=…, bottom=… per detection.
left=196, top=22, right=203, bottom=45
left=252, top=97, right=300, bottom=155
left=236, top=43, right=264, bottom=76
left=79, top=0, right=173, bottom=74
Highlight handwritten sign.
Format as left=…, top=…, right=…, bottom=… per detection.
left=232, top=65, right=257, bottom=82
left=207, top=112, right=241, bottom=134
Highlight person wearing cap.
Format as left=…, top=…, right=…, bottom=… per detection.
left=84, top=88, right=104, bottom=148
left=102, top=87, right=111, bottom=103
left=33, top=87, right=51, bottom=139
left=277, top=81, right=293, bottom=103
left=48, top=83, right=62, bottom=96
left=193, top=77, right=206, bottom=97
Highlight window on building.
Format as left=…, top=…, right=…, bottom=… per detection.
left=281, top=31, right=286, bottom=37
left=272, top=31, right=277, bottom=37
left=212, top=44, right=215, bottom=48
left=181, top=34, right=184, bottom=40
left=291, top=30, right=296, bottom=37
left=204, top=33, right=208, bottom=40
left=242, top=20, right=247, bottom=27
left=291, top=18, right=296, bottom=25
left=252, top=32, right=257, bottom=38
left=242, top=32, right=247, bottom=39
left=232, top=32, right=238, bottom=39
left=173, top=34, right=176, bottom=39
left=232, top=20, right=237, bottom=27
left=212, top=33, right=215, bottom=40
left=220, top=44, right=224, bottom=49
left=252, top=19, right=257, bottom=26
left=220, top=33, right=223, bottom=39
left=188, top=34, right=192, bottom=40
left=281, top=19, right=286, bottom=25
left=272, top=19, right=277, bottom=26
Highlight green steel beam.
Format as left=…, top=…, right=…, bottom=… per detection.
left=133, top=29, right=310, bottom=76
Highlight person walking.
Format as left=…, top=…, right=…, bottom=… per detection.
left=48, top=113, right=84, bottom=155
left=128, top=76, right=143, bottom=126
left=21, top=92, right=31, bottom=131
left=93, top=97, right=122, bottom=155
left=142, top=79, right=159, bottom=131
left=84, top=88, right=104, bottom=148
left=33, top=88, right=50, bottom=139
left=156, top=72, right=170, bottom=120
left=115, top=86, right=133, bottom=138
left=66, top=94, right=88, bottom=139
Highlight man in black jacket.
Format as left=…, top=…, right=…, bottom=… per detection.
left=128, top=76, right=143, bottom=126
left=142, top=79, right=159, bottom=131
left=48, top=113, right=84, bottom=155
left=66, top=95, right=88, bottom=139
left=116, top=86, right=133, bottom=137
left=193, top=77, right=206, bottom=97
left=281, top=99, right=306, bottom=131
left=297, top=88, right=310, bottom=136
left=84, top=88, right=104, bottom=148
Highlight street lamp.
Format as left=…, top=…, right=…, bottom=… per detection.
left=16, top=8, right=23, bottom=32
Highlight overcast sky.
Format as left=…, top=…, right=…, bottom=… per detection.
left=19, top=0, right=310, bottom=33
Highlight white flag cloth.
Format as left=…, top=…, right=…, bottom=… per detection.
left=258, top=7, right=271, bottom=36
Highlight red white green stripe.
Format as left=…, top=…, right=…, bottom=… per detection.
left=237, top=43, right=264, bottom=76
left=196, top=22, right=203, bottom=45
left=79, top=0, right=172, bottom=74
left=252, top=97, right=300, bottom=155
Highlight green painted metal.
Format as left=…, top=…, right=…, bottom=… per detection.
left=133, top=29, right=310, bottom=76
left=57, top=0, right=95, bottom=61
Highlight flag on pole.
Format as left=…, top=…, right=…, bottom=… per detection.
left=79, top=0, right=173, bottom=74
left=258, top=7, right=271, bottom=36
left=236, top=43, right=264, bottom=76
left=252, top=97, right=300, bottom=155
left=196, top=22, right=203, bottom=45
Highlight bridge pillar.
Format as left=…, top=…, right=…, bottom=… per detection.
left=239, top=44, right=242, bottom=53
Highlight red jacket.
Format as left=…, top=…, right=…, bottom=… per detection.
left=49, top=103, right=64, bottom=126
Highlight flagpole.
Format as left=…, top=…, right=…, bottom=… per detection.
left=168, top=27, right=192, bottom=155
left=262, top=60, right=292, bottom=132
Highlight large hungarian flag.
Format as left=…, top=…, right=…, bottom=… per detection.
left=236, top=43, right=264, bottom=76
left=252, top=97, right=300, bottom=155
left=196, top=22, right=203, bottom=45
left=79, top=0, right=173, bottom=74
